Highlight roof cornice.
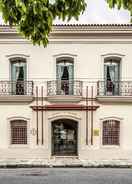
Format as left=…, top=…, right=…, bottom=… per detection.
left=0, top=24, right=132, bottom=33
left=53, top=24, right=132, bottom=32
left=0, top=24, right=132, bottom=40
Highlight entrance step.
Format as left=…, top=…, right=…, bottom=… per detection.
left=50, top=156, right=82, bottom=167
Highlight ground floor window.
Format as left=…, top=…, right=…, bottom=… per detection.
left=52, top=119, right=78, bottom=156
left=103, top=119, right=120, bottom=145
left=10, top=120, right=27, bottom=144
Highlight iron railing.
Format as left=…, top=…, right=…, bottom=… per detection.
left=97, top=81, right=132, bottom=96
left=0, top=81, right=33, bottom=96
left=47, top=80, right=83, bottom=96
left=2, top=80, right=132, bottom=97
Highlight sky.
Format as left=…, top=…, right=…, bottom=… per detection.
left=54, top=0, right=131, bottom=24
left=0, top=0, right=131, bottom=24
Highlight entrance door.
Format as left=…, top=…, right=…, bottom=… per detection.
left=52, top=119, right=78, bottom=156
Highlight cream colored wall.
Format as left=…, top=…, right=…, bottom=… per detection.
left=0, top=42, right=131, bottom=80
left=0, top=104, right=132, bottom=161
left=0, top=105, right=31, bottom=148
left=0, top=39, right=132, bottom=162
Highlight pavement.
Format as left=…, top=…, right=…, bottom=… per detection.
left=0, top=168, right=132, bottom=184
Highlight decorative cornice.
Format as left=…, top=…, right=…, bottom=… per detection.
left=0, top=95, right=33, bottom=103
left=31, top=104, right=99, bottom=111
left=0, top=24, right=132, bottom=33
left=52, top=24, right=132, bottom=33
left=0, top=24, right=132, bottom=41
left=97, top=96, right=132, bottom=103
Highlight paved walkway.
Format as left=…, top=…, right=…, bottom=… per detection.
left=0, top=168, right=132, bottom=184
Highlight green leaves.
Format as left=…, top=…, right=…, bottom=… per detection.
left=0, top=0, right=86, bottom=46
left=107, top=0, right=132, bottom=17
left=0, top=0, right=131, bottom=47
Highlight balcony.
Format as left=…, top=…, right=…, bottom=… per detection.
left=0, top=81, right=33, bottom=102
left=1, top=79, right=132, bottom=103
left=97, top=81, right=132, bottom=102
left=47, top=80, right=83, bottom=102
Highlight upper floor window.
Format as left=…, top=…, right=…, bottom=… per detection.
left=56, top=58, right=74, bottom=80
left=104, top=58, right=120, bottom=95
left=10, top=58, right=27, bottom=95
left=56, top=58, right=74, bottom=95
left=10, top=120, right=27, bottom=144
left=11, top=58, right=27, bottom=81
left=102, top=119, right=120, bottom=145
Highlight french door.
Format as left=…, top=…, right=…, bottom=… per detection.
left=104, top=59, right=120, bottom=95
left=56, top=59, right=74, bottom=95
left=11, top=59, right=27, bottom=95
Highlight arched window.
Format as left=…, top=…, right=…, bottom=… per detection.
left=104, top=57, right=120, bottom=95
left=56, top=57, right=74, bottom=95
left=102, top=119, right=120, bottom=145
left=10, top=57, right=27, bottom=95
left=10, top=120, right=27, bottom=144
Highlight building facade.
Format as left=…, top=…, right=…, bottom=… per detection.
left=0, top=24, right=132, bottom=166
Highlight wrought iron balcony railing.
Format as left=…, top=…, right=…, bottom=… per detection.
left=97, top=81, right=132, bottom=96
left=47, top=80, right=83, bottom=96
left=0, top=81, right=33, bottom=96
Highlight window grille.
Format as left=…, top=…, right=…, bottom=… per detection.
left=11, top=120, right=27, bottom=144
left=103, top=120, right=120, bottom=145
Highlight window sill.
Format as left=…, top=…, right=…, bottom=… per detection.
left=51, top=155, right=79, bottom=159
left=8, top=144, right=29, bottom=149
left=100, top=145, right=120, bottom=149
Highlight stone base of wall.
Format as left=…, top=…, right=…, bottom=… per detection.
left=0, top=158, right=132, bottom=168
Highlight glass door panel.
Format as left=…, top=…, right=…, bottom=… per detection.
left=11, top=59, right=27, bottom=95
left=104, top=59, right=120, bottom=95
left=56, top=59, right=74, bottom=95
left=52, top=119, right=78, bottom=156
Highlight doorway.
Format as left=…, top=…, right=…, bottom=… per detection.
left=52, top=119, right=78, bottom=156
left=11, top=58, right=27, bottom=95
left=56, top=59, right=74, bottom=95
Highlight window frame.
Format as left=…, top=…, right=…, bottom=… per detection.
left=10, top=120, right=28, bottom=145
left=102, top=119, right=120, bottom=146
left=6, top=54, right=29, bottom=82
left=104, top=58, right=120, bottom=81
left=10, top=58, right=27, bottom=82
left=7, top=117, right=30, bottom=148
left=56, top=57, right=74, bottom=80
left=100, top=117, right=122, bottom=148
left=101, top=53, right=124, bottom=82
left=53, top=53, right=77, bottom=80
left=9, top=58, right=28, bottom=95
left=56, top=56, right=75, bottom=95
left=104, top=57, right=121, bottom=96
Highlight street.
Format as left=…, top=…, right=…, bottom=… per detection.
left=0, top=168, right=132, bottom=184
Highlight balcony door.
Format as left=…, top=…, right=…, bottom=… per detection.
left=11, top=58, right=27, bottom=95
left=56, top=58, right=74, bottom=95
left=104, top=58, right=120, bottom=95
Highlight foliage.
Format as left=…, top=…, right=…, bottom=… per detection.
left=107, top=0, right=132, bottom=20
left=0, top=0, right=131, bottom=46
left=0, top=0, right=86, bottom=46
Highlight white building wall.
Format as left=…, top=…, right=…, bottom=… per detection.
left=0, top=43, right=131, bottom=80
left=0, top=26, right=132, bottom=166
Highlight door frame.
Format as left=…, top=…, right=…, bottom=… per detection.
left=51, top=119, right=78, bottom=156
